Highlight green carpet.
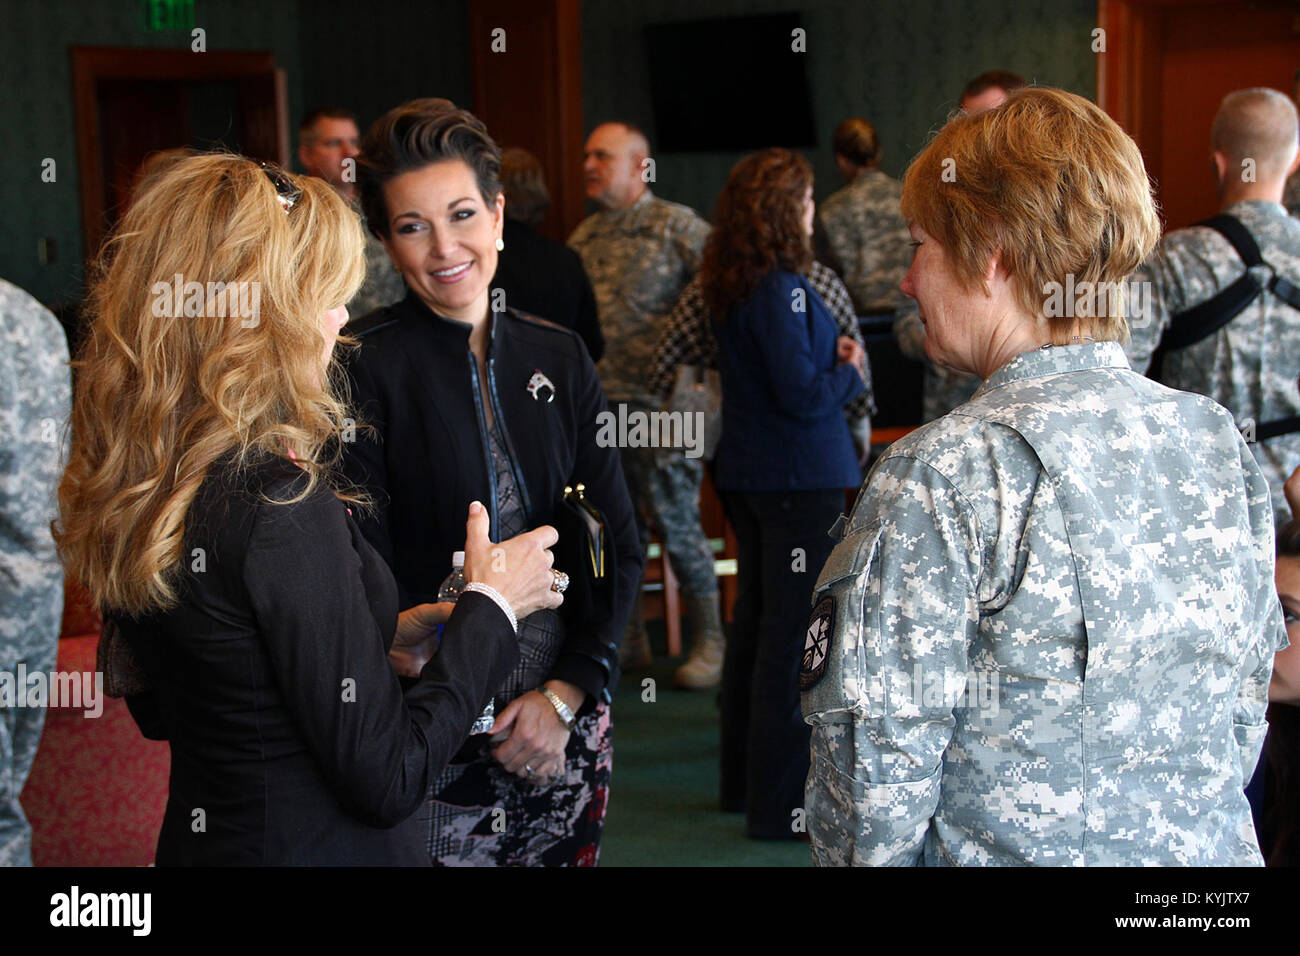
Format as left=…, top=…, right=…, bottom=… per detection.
left=599, top=624, right=813, bottom=867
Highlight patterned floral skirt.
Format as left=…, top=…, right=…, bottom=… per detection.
left=417, top=699, right=612, bottom=866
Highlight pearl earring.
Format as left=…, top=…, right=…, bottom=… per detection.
left=495, top=237, right=505, bottom=252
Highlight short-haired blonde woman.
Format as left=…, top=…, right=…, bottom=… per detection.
left=802, top=88, right=1288, bottom=866
left=56, top=153, right=562, bottom=866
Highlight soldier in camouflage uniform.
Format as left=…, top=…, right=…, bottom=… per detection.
left=298, top=107, right=406, bottom=317
left=813, top=118, right=912, bottom=318
left=0, top=278, right=70, bottom=866
left=804, top=343, right=1283, bottom=865
left=889, top=73, right=1025, bottom=424
left=804, top=88, right=1284, bottom=866
left=568, top=122, right=722, bottom=681
left=1126, top=88, right=1300, bottom=529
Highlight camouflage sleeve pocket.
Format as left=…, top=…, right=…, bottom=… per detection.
left=806, top=724, right=936, bottom=866
left=801, top=519, right=884, bottom=722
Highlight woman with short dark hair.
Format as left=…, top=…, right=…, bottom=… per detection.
left=347, top=99, right=641, bottom=866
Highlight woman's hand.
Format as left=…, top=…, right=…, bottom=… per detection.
left=462, top=500, right=563, bottom=620
left=389, top=602, right=454, bottom=678
left=490, top=680, right=585, bottom=783
left=836, top=336, right=867, bottom=379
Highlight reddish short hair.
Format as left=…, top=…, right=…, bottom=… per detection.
left=901, top=87, right=1160, bottom=342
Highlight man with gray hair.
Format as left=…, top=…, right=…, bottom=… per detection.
left=1127, top=87, right=1300, bottom=528
left=569, top=122, right=724, bottom=686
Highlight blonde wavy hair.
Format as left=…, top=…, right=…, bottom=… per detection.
left=56, top=153, right=365, bottom=615
left=901, top=87, right=1161, bottom=343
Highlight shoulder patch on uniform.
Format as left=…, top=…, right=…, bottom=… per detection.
left=800, top=595, right=835, bottom=691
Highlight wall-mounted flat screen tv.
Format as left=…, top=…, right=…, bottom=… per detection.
left=644, top=12, right=817, bottom=152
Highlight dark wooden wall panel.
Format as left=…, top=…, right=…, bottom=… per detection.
left=469, top=0, right=585, bottom=241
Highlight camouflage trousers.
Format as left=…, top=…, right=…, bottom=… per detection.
left=619, top=442, right=718, bottom=600
left=0, top=581, right=61, bottom=866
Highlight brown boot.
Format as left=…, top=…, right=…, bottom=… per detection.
left=675, top=591, right=725, bottom=689
left=619, top=583, right=653, bottom=670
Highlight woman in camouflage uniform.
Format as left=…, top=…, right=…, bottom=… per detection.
left=802, top=88, right=1287, bottom=866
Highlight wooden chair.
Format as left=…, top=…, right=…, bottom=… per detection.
left=640, top=468, right=737, bottom=656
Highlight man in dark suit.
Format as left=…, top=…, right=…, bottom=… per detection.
left=492, top=147, right=603, bottom=361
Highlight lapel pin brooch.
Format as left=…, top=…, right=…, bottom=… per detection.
left=526, top=370, right=556, bottom=403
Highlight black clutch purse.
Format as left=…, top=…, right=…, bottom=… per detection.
left=551, top=483, right=616, bottom=635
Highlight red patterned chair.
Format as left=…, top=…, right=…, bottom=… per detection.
left=19, top=580, right=169, bottom=866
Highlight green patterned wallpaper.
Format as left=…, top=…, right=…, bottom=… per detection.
left=297, top=0, right=470, bottom=150
left=2, top=0, right=303, bottom=306
left=580, top=0, right=1098, bottom=222
left=2, top=0, right=1098, bottom=306
left=1, top=0, right=468, bottom=307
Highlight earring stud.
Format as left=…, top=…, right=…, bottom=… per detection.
left=495, top=237, right=505, bottom=252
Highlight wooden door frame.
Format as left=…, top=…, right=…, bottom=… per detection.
left=467, top=0, right=585, bottom=240
left=70, top=46, right=284, bottom=261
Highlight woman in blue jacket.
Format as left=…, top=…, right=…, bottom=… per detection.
left=699, top=148, right=867, bottom=838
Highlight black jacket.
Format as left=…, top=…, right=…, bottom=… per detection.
left=120, top=457, right=518, bottom=865
left=341, top=293, right=641, bottom=703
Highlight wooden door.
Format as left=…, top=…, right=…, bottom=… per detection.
left=1099, top=0, right=1300, bottom=232
left=71, top=47, right=286, bottom=261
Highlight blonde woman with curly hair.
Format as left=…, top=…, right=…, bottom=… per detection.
left=56, top=153, right=562, bottom=866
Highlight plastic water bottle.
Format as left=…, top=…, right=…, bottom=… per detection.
left=437, top=551, right=496, bottom=735
left=436, top=551, right=468, bottom=602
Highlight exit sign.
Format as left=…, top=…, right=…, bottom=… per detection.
left=143, top=0, right=195, bottom=31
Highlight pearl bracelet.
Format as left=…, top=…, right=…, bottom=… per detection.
left=462, top=582, right=518, bottom=633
